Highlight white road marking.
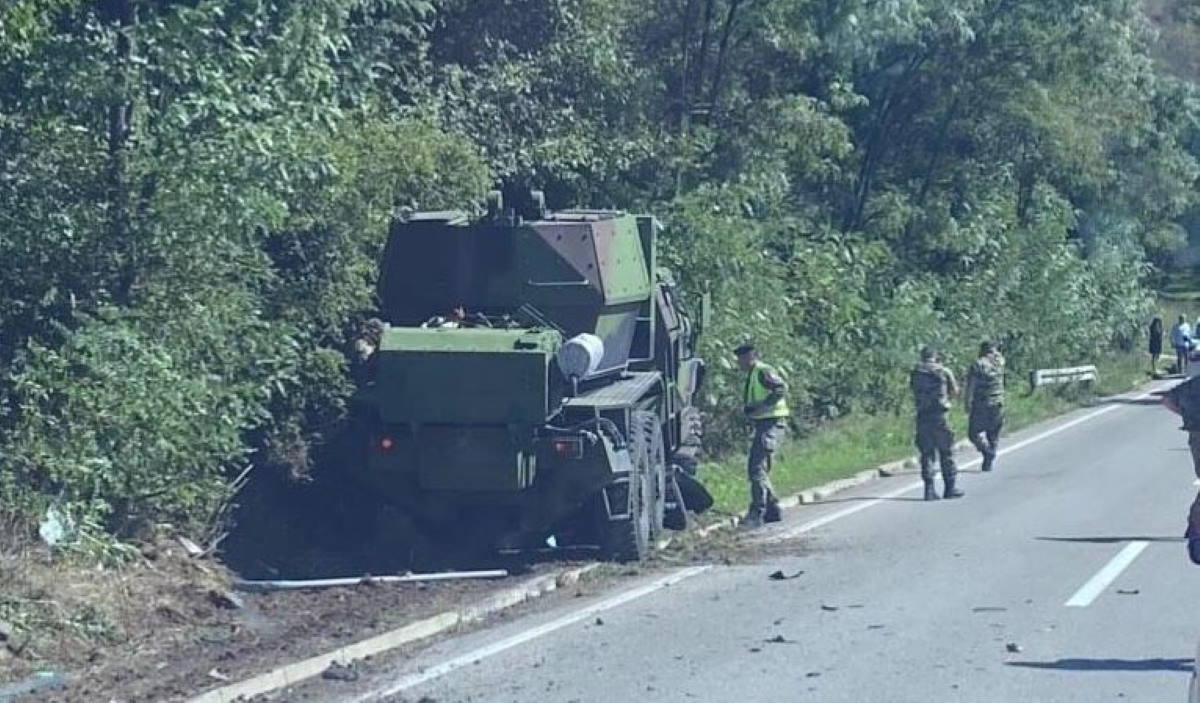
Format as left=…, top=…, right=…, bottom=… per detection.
left=353, top=565, right=712, bottom=701
left=761, top=392, right=1156, bottom=544
left=1064, top=540, right=1150, bottom=607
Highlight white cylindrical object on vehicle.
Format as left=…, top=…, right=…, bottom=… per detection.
left=558, top=333, right=605, bottom=379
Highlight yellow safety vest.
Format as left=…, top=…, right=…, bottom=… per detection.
left=744, top=361, right=790, bottom=420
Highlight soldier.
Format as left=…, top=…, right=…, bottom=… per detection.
left=352, top=317, right=387, bottom=384
left=910, top=346, right=964, bottom=501
left=735, top=344, right=790, bottom=529
left=1162, top=375, right=1200, bottom=565
left=964, top=341, right=1005, bottom=472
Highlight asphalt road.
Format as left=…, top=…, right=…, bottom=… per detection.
left=319, top=381, right=1199, bottom=703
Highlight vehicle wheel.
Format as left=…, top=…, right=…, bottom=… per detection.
left=642, top=412, right=667, bottom=543
left=599, top=414, right=654, bottom=562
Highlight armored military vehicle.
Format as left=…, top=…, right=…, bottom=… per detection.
left=348, top=190, right=711, bottom=561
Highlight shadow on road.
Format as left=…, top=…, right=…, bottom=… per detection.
left=1035, top=536, right=1184, bottom=544
left=1100, top=397, right=1166, bottom=407
left=1006, top=658, right=1192, bottom=673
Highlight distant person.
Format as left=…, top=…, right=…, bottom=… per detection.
left=910, top=347, right=963, bottom=501
left=1161, top=376, right=1200, bottom=565
left=1149, top=317, right=1164, bottom=376
left=1172, top=315, right=1192, bottom=375
left=964, top=341, right=1005, bottom=472
left=735, top=343, right=789, bottom=529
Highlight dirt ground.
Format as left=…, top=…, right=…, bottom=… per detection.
left=0, top=513, right=802, bottom=703
left=9, top=556, right=563, bottom=703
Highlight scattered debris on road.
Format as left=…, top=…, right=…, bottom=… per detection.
left=321, top=662, right=360, bottom=682
left=768, top=569, right=804, bottom=581
left=764, top=635, right=797, bottom=645
left=820, top=604, right=839, bottom=612
left=972, top=606, right=1008, bottom=613
left=1005, top=643, right=1023, bottom=653
left=206, top=668, right=230, bottom=682
left=594, top=617, right=605, bottom=626
left=1116, top=589, right=1140, bottom=595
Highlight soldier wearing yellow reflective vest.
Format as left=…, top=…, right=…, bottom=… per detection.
left=735, top=344, right=790, bottom=529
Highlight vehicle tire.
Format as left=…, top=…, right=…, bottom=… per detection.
left=642, top=412, right=668, bottom=544
left=600, top=413, right=654, bottom=562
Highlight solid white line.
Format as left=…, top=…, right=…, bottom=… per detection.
left=354, top=565, right=712, bottom=701
left=1064, top=541, right=1150, bottom=607
left=762, top=392, right=1155, bottom=544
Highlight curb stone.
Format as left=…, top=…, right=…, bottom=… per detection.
left=185, top=564, right=600, bottom=703
left=694, top=440, right=980, bottom=531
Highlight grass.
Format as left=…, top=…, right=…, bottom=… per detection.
left=700, top=349, right=1161, bottom=516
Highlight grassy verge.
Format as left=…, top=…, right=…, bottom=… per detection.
left=701, top=350, right=1156, bottom=516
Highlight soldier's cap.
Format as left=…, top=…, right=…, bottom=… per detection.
left=920, top=346, right=938, bottom=361
left=733, top=343, right=756, bottom=357
left=980, top=340, right=996, bottom=354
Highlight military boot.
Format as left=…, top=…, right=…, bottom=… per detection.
left=740, top=511, right=764, bottom=530
left=923, top=481, right=940, bottom=501
left=764, top=501, right=782, bottom=524
left=943, top=474, right=965, bottom=499
left=981, top=452, right=995, bottom=473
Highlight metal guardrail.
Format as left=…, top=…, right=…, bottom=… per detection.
left=1029, top=365, right=1098, bottom=389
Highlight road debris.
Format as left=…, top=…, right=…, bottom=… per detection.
left=595, top=617, right=605, bottom=626
left=972, top=606, right=1008, bottom=613
left=206, top=668, right=230, bottom=682
left=322, top=662, right=360, bottom=682
left=207, top=589, right=245, bottom=610
left=1116, top=589, right=1140, bottom=595
left=764, top=635, right=797, bottom=644
left=232, top=569, right=509, bottom=592
left=820, top=605, right=839, bottom=612
left=1005, top=642, right=1022, bottom=653
left=178, top=536, right=205, bottom=558
left=768, top=569, right=804, bottom=581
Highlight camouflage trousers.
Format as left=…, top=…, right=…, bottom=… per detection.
left=915, top=412, right=957, bottom=483
left=747, top=419, right=785, bottom=516
left=968, top=404, right=1004, bottom=460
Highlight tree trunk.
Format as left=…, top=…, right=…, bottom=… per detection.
left=707, top=0, right=743, bottom=114
left=101, top=0, right=137, bottom=303
left=692, top=0, right=716, bottom=109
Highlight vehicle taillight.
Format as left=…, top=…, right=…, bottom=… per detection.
left=552, top=437, right=584, bottom=459
left=377, top=436, right=396, bottom=452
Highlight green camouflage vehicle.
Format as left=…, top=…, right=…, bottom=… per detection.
left=347, top=190, right=711, bottom=562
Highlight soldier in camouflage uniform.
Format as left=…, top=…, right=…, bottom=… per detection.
left=910, top=347, right=964, bottom=501
left=352, top=317, right=387, bottom=384
left=964, top=341, right=1006, bottom=472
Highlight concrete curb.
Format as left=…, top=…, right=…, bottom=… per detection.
left=185, top=563, right=601, bottom=703
left=691, top=440, right=979, bottom=535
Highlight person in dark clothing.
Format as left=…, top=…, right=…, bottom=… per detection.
left=910, top=346, right=964, bottom=501
left=1161, top=376, right=1200, bottom=563
left=1149, top=317, right=1163, bottom=376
